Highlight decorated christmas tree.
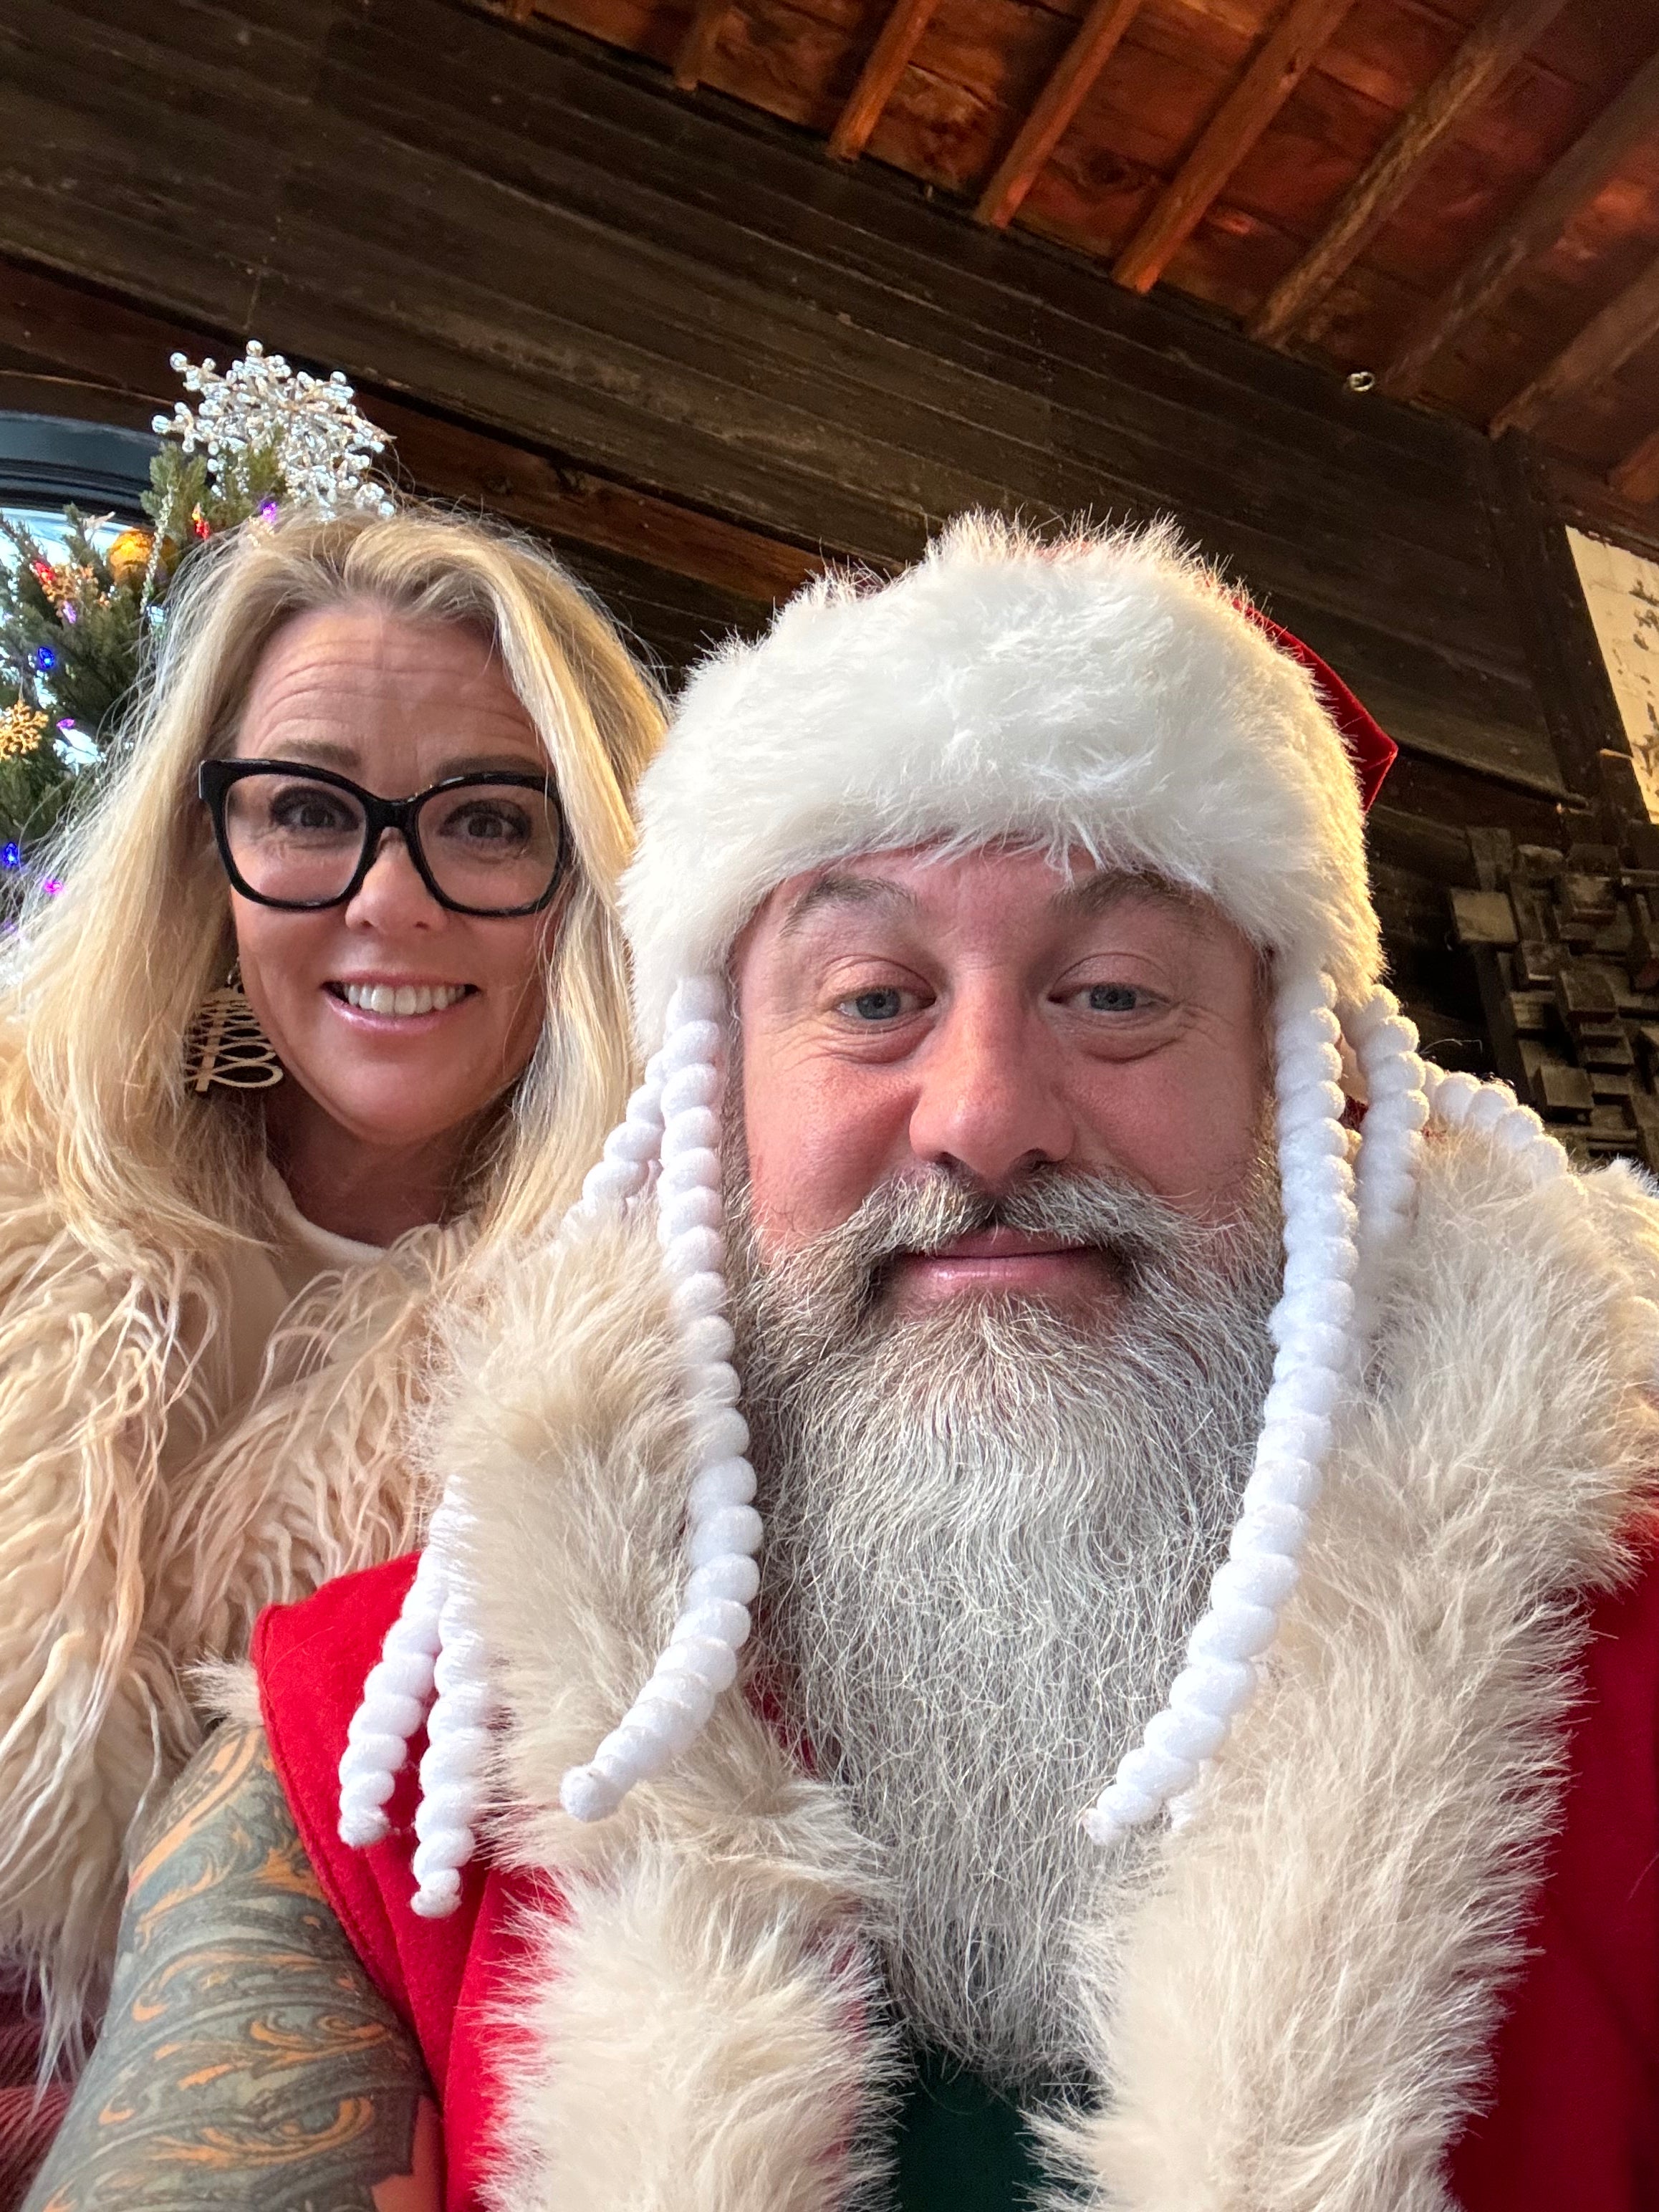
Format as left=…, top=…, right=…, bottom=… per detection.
left=1, top=342, right=393, bottom=917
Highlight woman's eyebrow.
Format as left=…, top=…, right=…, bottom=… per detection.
left=233, top=741, right=545, bottom=779
left=433, top=752, right=549, bottom=778
left=237, top=735, right=358, bottom=768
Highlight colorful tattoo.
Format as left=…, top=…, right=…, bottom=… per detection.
left=22, top=1723, right=441, bottom=2211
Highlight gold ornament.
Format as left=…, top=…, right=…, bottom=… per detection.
left=105, top=527, right=155, bottom=590
left=183, top=964, right=284, bottom=1093
left=0, top=701, right=47, bottom=762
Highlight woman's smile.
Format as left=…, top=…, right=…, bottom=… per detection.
left=325, top=978, right=479, bottom=1019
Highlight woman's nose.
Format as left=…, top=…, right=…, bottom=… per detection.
left=344, top=831, right=445, bottom=928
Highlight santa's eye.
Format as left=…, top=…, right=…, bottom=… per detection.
left=1087, top=983, right=1145, bottom=1012
left=842, top=987, right=907, bottom=1021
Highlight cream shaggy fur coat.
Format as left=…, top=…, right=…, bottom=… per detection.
left=428, top=1121, right=1659, bottom=2212
left=0, top=1159, right=463, bottom=2049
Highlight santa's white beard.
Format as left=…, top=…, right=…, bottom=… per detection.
left=733, top=1164, right=1281, bottom=2088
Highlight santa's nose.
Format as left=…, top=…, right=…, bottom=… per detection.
left=905, top=985, right=1074, bottom=1191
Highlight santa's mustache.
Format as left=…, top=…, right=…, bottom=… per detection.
left=770, top=1163, right=1254, bottom=1316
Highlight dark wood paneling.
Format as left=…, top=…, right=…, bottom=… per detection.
left=0, top=0, right=1564, bottom=796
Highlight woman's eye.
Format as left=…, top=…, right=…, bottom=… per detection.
left=1085, top=982, right=1146, bottom=1013
left=269, top=788, right=356, bottom=835
left=440, top=800, right=531, bottom=849
left=840, top=987, right=908, bottom=1021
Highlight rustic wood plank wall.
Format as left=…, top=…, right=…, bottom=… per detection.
left=0, top=0, right=1632, bottom=1061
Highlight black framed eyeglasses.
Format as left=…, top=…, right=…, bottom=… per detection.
left=199, top=759, right=569, bottom=918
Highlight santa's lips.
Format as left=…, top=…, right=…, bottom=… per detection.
left=327, top=981, right=476, bottom=1017
left=891, top=1226, right=1109, bottom=1302
left=920, top=1228, right=1082, bottom=1263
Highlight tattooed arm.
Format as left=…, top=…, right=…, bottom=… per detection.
left=22, top=1723, right=441, bottom=2212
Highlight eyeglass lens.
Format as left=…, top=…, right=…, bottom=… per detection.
left=221, top=771, right=562, bottom=912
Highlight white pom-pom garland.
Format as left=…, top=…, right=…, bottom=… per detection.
left=558, top=974, right=764, bottom=1825
left=1424, top=1066, right=1572, bottom=1191
left=409, top=1552, right=493, bottom=1917
left=337, top=1538, right=449, bottom=1848
left=1082, top=990, right=1586, bottom=1847
left=1083, top=967, right=1360, bottom=1844
left=574, top=1051, right=668, bottom=1218
left=1343, top=987, right=1430, bottom=1338
left=333, top=1045, right=682, bottom=1903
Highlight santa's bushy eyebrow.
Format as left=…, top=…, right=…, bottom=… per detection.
left=777, top=872, right=920, bottom=938
left=1048, top=868, right=1194, bottom=923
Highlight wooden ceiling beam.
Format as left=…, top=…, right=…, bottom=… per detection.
left=829, top=0, right=943, bottom=162
left=974, top=0, right=1145, bottom=231
left=1248, top=0, right=1571, bottom=350
left=1380, top=41, right=1659, bottom=399
left=1610, top=425, right=1659, bottom=507
left=1491, top=251, right=1659, bottom=438
left=673, top=0, right=731, bottom=92
left=1111, top=0, right=1361, bottom=297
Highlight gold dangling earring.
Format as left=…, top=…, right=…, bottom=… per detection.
left=183, top=960, right=284, bottom=1093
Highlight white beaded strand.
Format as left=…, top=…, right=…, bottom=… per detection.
left=559, top=974, right=763, bottom=1824
left=335, top=1055, right=675, bottom=1888
left=1083, top=967, right=1360, bottom=1845
left=1424, top=1066, right=1572, bottom=1189
left=337, top=1538, right=451, bottom=1847
left=1343, top=987, right=1430, bottom=1337
left=573, top=1052, right=668, bottom=1221
left=409, top=1540, right=494, bottom=1917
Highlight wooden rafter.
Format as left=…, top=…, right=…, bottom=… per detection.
left=830, top=0, right=943, bottom=162
left=1380, top=42, right=1659, bottom=399
left=673, top=0, right=731, bottom=92
left=1610, top=426, right=1659, bottom=507
left=1491, top=252, right=1659, bottom=437
left=1249, top=0, right=1571, bottom=350
left=1112, top=0, right=1360, bottom=297
left=974, top=0, right=1145, bottom=231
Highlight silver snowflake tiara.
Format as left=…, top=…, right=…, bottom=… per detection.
left=153, top=342, right=395, bottom=519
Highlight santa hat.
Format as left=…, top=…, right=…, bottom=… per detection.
left=338, top=517, right=1570, bottom=1915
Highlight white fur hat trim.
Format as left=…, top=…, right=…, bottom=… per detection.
left=625, top=515, right=1382, bottom=1047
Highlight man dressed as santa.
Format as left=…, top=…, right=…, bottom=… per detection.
left=25, top=518, right=1659, bottom=2212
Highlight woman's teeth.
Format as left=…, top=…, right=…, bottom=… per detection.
left=338, top=982, right=469, bottom=1016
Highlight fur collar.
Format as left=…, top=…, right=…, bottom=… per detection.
left=446, top=1133, right=1659, bottom=2211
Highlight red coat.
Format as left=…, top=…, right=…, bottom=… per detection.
left=256, top=1544, right=1659, bottom=2212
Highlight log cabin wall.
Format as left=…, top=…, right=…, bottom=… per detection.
left=0, top=0, right=1645, bottom=1062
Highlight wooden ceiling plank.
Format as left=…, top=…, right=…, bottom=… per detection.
left=1248, top=0, right=1572, bottom=350
left=1111, top=0, right=1362, bottom=297
left=1491, top=251, right=1659, bottom=437
left=829, top=0, right=944, bottom=162
left=1380, top=40, right=1659, bottom=399
left=973, top=0, right=1145, bottom=231
left=673, top=0, right=731, bottom=92
left=1610, top=424, right=1659, bottom=506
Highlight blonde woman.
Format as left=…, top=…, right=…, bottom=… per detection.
left=0, top=505, right=661, bottom=2131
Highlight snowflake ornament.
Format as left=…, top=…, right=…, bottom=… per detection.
left=0, top=701, right=47, bottom=764
left=152, top=341, right=395, bottom=519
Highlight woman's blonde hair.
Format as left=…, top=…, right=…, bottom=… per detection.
left=0, top=501, right=665, bottom=1261
left=0, top=506, right=664, bottom=2054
